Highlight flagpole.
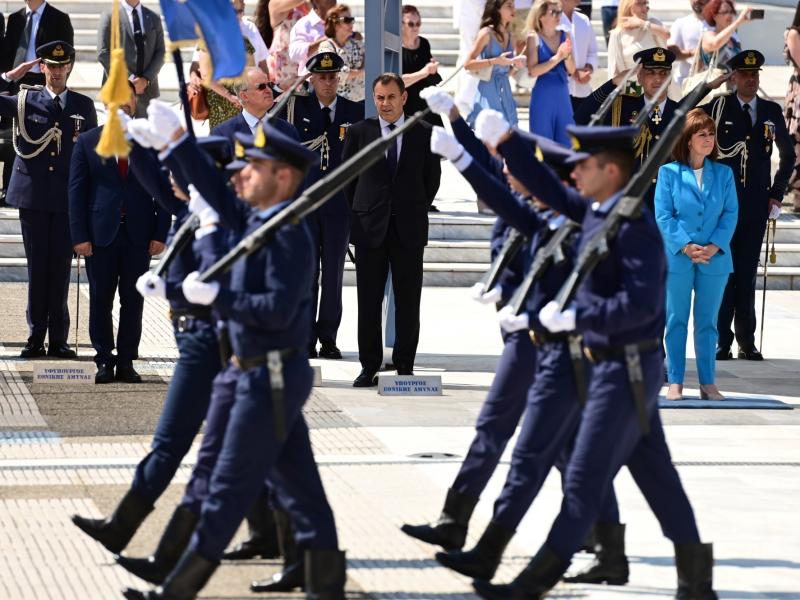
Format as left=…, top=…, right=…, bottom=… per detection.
left=172, top=48, right=195, bottom=139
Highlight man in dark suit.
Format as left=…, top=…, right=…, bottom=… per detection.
left=68, top=88, right=170, bottom=383
left=284, top=52, right=364, bottom=359
left=0, top=41, right=96, bottom=358
left=97, top=0, right=165, bottom=118
left=704, top=50, right=795, bottom=361
left=341, top=73, right=440, bottom=386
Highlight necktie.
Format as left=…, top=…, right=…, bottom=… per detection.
left=131, top=7, right=145, bottom=76
left=386, top=123, right=397, bottom=173
left=743, top=102, right=754, bottom=127
left=118, top=157, right=128, bottom=179
left=14, top=12, right=33, bottom=68
left=53, top=94, right=61, bottom=113
left=321, top=106, right=332, bottom=130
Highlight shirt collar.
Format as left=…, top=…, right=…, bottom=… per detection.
left=122, top=1, right=140, bottom=16
left=27, top=1, right=46, bottom=16
left=308, top=10, right=323, bottom=26
left=43, top=86, right=67, bottom=104
left=255, top=198, right=292, bottom=220
left=319, top=97, right=337, bottom=112
left=241, top=109, right=264, bottom=129
left=378, top=114, right=404, bottom=130
left=590, top=190, right=623, bottom=214
left=737, top=95, right=757, bottom=112
left=644, top=96, right=667, bottom=116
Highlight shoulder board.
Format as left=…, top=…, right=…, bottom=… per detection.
left=621, top=89, right=643, bottom=98
left=19, top=84, right=44, bottom=91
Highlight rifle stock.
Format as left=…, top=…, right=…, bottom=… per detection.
left=479, top=230, right=525, bottom=295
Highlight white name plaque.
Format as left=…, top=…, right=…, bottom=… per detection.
left=33, top=362, right=96, bottom=384
left=378, top=375, right=442, bottom=396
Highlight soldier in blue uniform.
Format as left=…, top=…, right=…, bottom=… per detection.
left=282, top=52, right=364, bottom=359
left=575, top=47, right=678, bottom=212
left=703, top=50, right=795, bottom=361
left=0, top=41, right=97, bottom=358
left=469, top=111, right=717, bottom=600
left=122, top=106, right=344, bottom=600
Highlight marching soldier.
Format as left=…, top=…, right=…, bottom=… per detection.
left=704, top=50, right=795, bottom=361
left=575, top=47, right=678, bottom=211
left=283, top=51, right=364, bottom=359
left=0, top=41, right=97, bottom=358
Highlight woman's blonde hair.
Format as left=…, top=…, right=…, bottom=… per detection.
left=525, top=0, right=562, bottom=35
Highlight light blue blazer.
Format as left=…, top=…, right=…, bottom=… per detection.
left=654, top=159, right=739, bottom=275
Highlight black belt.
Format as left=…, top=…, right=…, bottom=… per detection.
left=529, top=331, right=588, bottom=409
left=169, top=307, right=214, bottom=332
left=584, top=339, right=660, bottom=435
left=529, top=330, right=570, bottom=345
left=231, top=347, right=303, bottom=444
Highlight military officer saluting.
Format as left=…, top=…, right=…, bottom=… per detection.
left=704, top=50, right=795, bottom=361
left=575, top=47, right=678, bottom=211
left=0, top=41, right=97, bottom=358
left=283, top=51, right=364, bottom=360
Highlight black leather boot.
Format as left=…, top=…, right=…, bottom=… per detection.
left=675, top=543, right=718, bottom=600
left=122, top=548, right=218, bottom=600
left=563, top=522, right=629, bottom=585
left=578, top=525, right=597, bottom=553
left=116, top=505, right=199, bottom=585
left=71, top=488, right=153, bottom=554
left=401, top=487, right=479, bottom=550
left=250, top=509, right=304, bottom=592
left=473, top=546, right=568, bottom=600
left=305, top=548, right=346, bottom=600
left=222, top=492, right=280, bottom=560
left=435, top=520, right=515, bottom=580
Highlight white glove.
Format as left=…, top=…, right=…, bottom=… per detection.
left=420, top=86, right=455, bottom=115
left=469, top=282, right=503, bottom=304
left=135, top=272, right=166, bottom=299
left=188, top=184, right=219, bottom=227
left=147, top=100, right=183, bottom=146
left=769, top=204, right=781, bottom=220
left=538, top=300, right=576, bottom=333
left=431, top=126, right=464, bottom=162
left=127, top=118, right=164, bottom=149
left=182, top=271, right=220, bottom=305
left=116, top=108, right=132, bottom=129
left=497, top=305, right=530, bottom=333
left=474, top=109, right=511, bottom=148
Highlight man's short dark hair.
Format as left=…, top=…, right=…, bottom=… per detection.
left=372, top=72, right=405, bottom=94
left=594, top=149, right=634, bottom=182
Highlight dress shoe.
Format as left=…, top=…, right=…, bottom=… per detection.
left=737, top=347, right=763, bottom=361
left=381, top=362, right=395, bottom=371
left=318, top=343, right=343, bottom=360
left=95, top=363, right=115, bottom=384
left=116, top=364, right=142, bottom=383
left=397, top=367, right=414, bottom=376
left=699, top=384, right=725, bottom=401
left=71, top=488, right=153, bottom=554
left=46, top=343, right=76, bottom=359
left=715, top=346, right=733, bottom=360
left=250, top=559, right=304, bottom=592
left=401, top=488, right=478, bottom=551
left=666, top=383, right=683, bottom=402
left=20, top=341, right=46, bottom=359
left=353, top=369, right=378, bottom=387
left=308, top=345, right=318, bottom=358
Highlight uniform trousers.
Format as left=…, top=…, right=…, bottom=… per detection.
left=452, top=330, right=536, bottom=499
left=191, top=356, right=338, bottom=560
left=308, top=212, right=350, bottom=347
left=131, top=321, right=220, bottom=504
left=545, top=350, right=700, bottom=561
left=717, top=218, right=768, bottom=351
left=18, top=208, right=73, bottom=345
left=84, top=227, right=151, bottom=365
left=665, top=267, right=728, bottom=384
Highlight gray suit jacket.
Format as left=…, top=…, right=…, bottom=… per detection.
left=97, top=5, right=165, bottom=116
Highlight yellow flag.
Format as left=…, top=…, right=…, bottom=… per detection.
left=96, top=0, right=131, bottom=158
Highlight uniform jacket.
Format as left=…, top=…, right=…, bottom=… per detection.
left=0, top=3, right=73, bottom=77
left=654, top=159, right=738, bottom=275
left=281, top=92, right=364, bottom=216
left=341, top=117, right=441, bottom=248
left=704, top=93, right=795, bottom=220
left=0, top=82, right=97, bottom=212
left=68, top=126, right=170, bottom=248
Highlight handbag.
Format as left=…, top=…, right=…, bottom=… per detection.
left=188, top=84, right=209, bottom=121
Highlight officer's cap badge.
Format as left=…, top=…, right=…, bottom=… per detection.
left=653, top=49, right=665, bottom=62
left=745, top=52, right=757, bottom=66
left=570, top=135, right=581, bottom=151
left=53, top=45, right=64, bottom=57
left=320, top=54, right=333, bottom=69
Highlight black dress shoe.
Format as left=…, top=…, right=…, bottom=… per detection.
left=738, top=347, right=764, bottom=361
left=381, top=362, right=395, bottom=371
left=318, top=343, right=342, bottom=360
left=47, top=343, right=77, bottom=359
left=397, top=367, right=414, bottom=376
left=116, top=365, right=142, bottom=383
left=20, top=341, right=46, bottom=359
left=715, top=346, right=733, bottom=360
left=353, top=369, right=378, bottom=387
left=308, top=345, right=318, bottom=358
left=95, top=363, right=115, bottom=384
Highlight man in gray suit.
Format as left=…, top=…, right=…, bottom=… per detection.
left=97, top=0, right=165, bottom=117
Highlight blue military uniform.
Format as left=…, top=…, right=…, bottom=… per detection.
left=0, top=41, right=97, bottom=357
left=703, top=50, right=795, bottom=358
left=283, top=52, right=365, bottom=357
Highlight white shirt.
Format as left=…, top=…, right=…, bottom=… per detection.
left=561, top=10, right=598, bottom=98
left=241, top=18, right=270, bottom=66
left=668, top=13, right=708, bottom=84
left=289, top=10, right=325, bottom=76
left=122, top=1, right=145, bottom=38
left=693, top=167, right=703, bottom=187
left=23, top=1, right=47, bottom=72
left=319, top=97, right=337, bottom=122
left=242, top=109, right=267, bottom=134
left=42, top=85, right=68, bottom=106
left=738, top=95, right=757, bottom=126
left=379, top=113, right=404, bottom=160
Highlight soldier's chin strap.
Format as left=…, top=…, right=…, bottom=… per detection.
left=13, top=85, right=63, bottom=159
left=710, top=95, right=749, bottom=187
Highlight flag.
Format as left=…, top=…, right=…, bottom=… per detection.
left=96, top=0, right=130, bottom=158
left=159, top=0, right=197, bottom=46
left=186, top=0, right=246, bottom=81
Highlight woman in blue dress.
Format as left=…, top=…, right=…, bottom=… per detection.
left=465, top=0, right=526, bottom=127
left=525, top=0, right=575, bottom=146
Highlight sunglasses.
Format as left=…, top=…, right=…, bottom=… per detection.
left=547, top=8, right=562, bottom=16
left=404, top=21, right=421, bottom=27
left=337, top=16, right=355, bottom=24
left=250, top=83, right=271, bottom=91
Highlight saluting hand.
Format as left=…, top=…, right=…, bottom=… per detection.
left=4, top=58, right=41, bottom=82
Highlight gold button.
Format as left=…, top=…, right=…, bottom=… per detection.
left=55, top=122, right=59, bottom=127
left=48, top=166, right=54, bottom=171
left=652, top=178, right=656, bottom=183
left=654, top=135, right=660, bottom=140
left=50, top=152, right=55, bottom=157
left=746, top=135, right=750, bottom=140
left=741, top=178, right=745, bottom=183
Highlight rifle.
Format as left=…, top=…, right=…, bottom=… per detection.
left=509, top=220, right=580, bottom=315
left=631, top=74, right=673, bottom=128
left=588, top=60, right=642, bottom=127
left=554, top=76, right=717, bottom=310
left=151, top=213, right=200, bottom=279
left=477, top=230, right=525, bottom=296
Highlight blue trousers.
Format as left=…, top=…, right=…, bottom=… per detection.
left=84, top=228, right=151, bottom=365
left=191, top=356, right=338, bottom=560
left=546, top=350, right=701, bottom=561
left=665, top=267, right=728, bottom=384
left=131, top=321, right=220, bottom=504
left=452, top=330, right=536, bottom=499
left=308, top=212, right=350, bottom=347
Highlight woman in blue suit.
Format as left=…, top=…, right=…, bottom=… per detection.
left=655, top=108, right=738, bottom=401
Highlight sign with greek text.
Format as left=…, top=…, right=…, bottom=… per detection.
left=33, top=362, right=96, bottom=384
left=378, top=375, right=443, bottom=396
